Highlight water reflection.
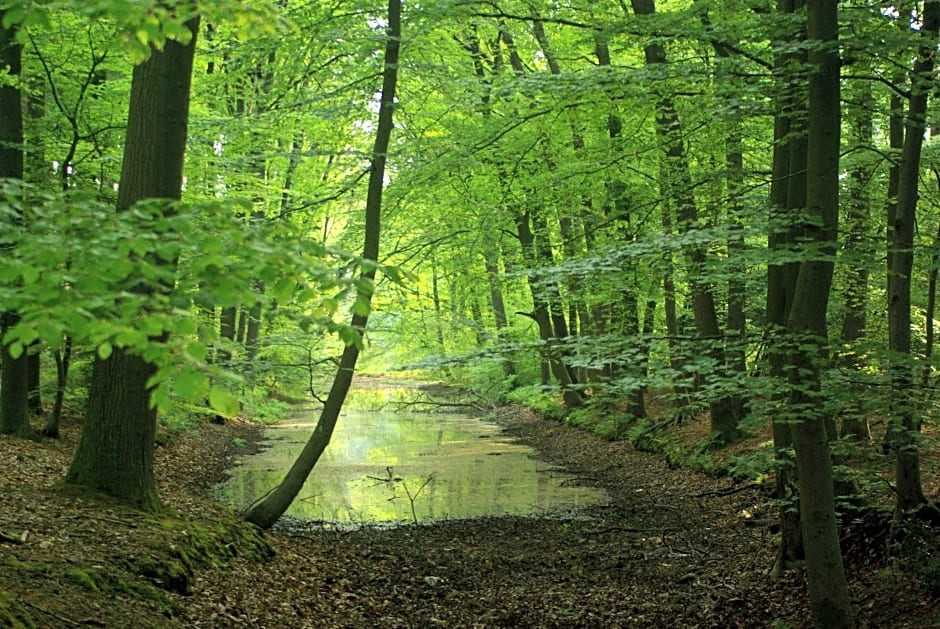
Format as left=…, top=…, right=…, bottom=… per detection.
left=219, top=410, right=607, bottom=525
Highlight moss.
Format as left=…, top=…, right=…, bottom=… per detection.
left=135, top=555, right=193, bottom=596
left=66, top=569, right=100, bottom=592
left=133, top=513, right=273, bottom=596
left=0, top=590, right=35, bottom=629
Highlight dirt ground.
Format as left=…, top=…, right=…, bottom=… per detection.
left=1, top=406, right=938, bottom=628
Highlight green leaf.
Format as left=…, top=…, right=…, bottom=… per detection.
left=2, top=7, right=25, bottom=29
left=209, top=387, right=240, bottom=418
left=97, top=341, right=113, bottom=360
left=7, top=341, right=23, bottom=360
left=352, top=295, right=372, bottom=317
left=185, top=342, right=208, bottom=362
left=173, top=369, right=209, bottom=402
left=174, top=317, right=198, bottom=337
left=338, top=326, right=363, bottom=349
left=271, top=277, right=296, bottom=303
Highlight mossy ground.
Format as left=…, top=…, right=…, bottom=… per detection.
left=0, top=414, right=270, bottom=628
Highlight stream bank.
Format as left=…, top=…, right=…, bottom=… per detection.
left=2, top=405, right=936, bottom=627
left=186, top=406, right=933, bottom=628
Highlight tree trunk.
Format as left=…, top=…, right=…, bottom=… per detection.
left=839, top=77, right=874, bottom=442
left=243, top=0, right=400, bottom=529
left=42, top=339, right=71, bottom=438
left=767, top=0, right=806, bottom=576
left=482, top=244, right=515, bottom=376
left=887, top=0, right=940, bottom=519
left=65, top=17, right=200, bottom=510
left=630, top=0, right=744, bottom=443
left=0, top=14, right=29, bottom=437
left=515, top=209, right=583, bottom=411
left=787, top=2, right=854, bottom=625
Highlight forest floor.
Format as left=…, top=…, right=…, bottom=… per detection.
left=1, top=404, right=939, bottom=628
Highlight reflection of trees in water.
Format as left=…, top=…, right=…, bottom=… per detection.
left=220, top=412, right=605, bottom=523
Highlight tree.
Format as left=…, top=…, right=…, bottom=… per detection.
left=629, top=0, right=746, bottom=444
left=0, top=8, right=30, bottom=437
left=784, top=1, right=854, bottom=625
left=244, top=0, right=401, bottom=529
left=886, top=0, right=940, bottom=522
left=64, top=15, right=200, bottom=510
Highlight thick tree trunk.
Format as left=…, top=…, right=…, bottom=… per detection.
left=65, top=17, right=200, bottom=510
left=0, top=13, right=29, bottom=437
left=787, top=3, right=854, bottom=625
left=243, top=0, right=400, bottom=529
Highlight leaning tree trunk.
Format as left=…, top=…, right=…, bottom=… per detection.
left=64, top=17, right=200, bottom=511
left=243, top=0, right=400, bottom=530
left=786, top=2, right=854, bottom=625
left=0, top=12, right=30, bottom=437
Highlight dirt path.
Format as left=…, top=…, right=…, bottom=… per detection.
left=183, top=408, right=809, bottom=628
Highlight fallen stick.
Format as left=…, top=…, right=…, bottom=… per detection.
left=0, top=529, right=27, bottom=544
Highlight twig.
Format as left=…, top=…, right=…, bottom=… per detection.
left=691, top=483, right=758, bottom=498
left=23, top=600, right=83, bottom=626
left=401, top=473, right=436, bottom=524
left=0, top=530, right=28, bottom=544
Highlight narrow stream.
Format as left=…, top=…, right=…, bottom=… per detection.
left=218, top=407, right=607, bottom=526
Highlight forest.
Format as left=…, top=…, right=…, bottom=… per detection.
left=1, top=0, right=940, bottom=627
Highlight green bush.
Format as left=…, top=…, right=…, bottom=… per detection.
left=505, top=385, right=566, bottom=420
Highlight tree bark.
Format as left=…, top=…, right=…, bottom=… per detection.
left=65, top=17, right=200, bottom=510
left=243, top=0, right=400, bottom=529
left=786, top=2, right=854, bottom=625
left=630, top=0, right=744, bottom=443
left=767, top=0, right=806, bottom=576
left=887, top=0, right=940, bottom=518
left=0, top=13, right=29, bottom=437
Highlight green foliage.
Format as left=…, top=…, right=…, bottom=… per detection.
left=727, top=442, right=775, bottom=483
left=505, top=385, right=566, bottom=421
left=565, top=403, right=634, bottom=441
left=0, top=184, right=383, bottom=417
left=240, top=389, right=291, bottom=421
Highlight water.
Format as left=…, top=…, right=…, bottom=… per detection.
left=218, top=409, right=607, bottom=526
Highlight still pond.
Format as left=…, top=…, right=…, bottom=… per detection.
left=219, top=408, right=607, bottom=526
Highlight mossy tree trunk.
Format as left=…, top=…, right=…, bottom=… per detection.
left=65, top=17, right=200, bottom=510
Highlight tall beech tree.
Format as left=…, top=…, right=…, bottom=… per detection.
left=784, top=1, right=853, bottom=625
left=0, top=10, right=29, bottom=437
left=244, top=0, right=401, bottom=529
left=886, top=0, right=940, bottom=521
left=64, top=16, right=200, bottom=510
left=629, top=0, right=745, bottom=443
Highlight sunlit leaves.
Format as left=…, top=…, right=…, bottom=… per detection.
left=0, top=186, right=380, bottom=411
